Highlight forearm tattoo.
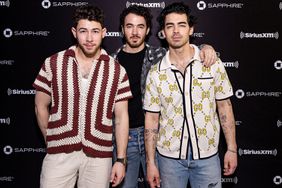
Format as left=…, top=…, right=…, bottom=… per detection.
left=145, top=128, right=158, bottom=163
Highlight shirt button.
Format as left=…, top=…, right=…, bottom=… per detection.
left=184, top=136, right=188, bottom=139
left=185, top=92, right=188, bottom=96
left=181, top=155, right=185, bottom=158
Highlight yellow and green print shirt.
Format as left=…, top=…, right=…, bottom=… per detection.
left=143, top=44, right=233, bottom=160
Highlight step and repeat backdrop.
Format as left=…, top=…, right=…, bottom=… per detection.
left=0, top=0, right=281, bottom=187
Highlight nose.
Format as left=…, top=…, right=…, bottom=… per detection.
left=132, top=26, right=138, bottom=35
left=173, top=26, right=179, bottom=33
left=86, top=31, right=93, bottom=41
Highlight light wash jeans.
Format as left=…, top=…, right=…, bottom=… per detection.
left=114, top=127, right=149, bottom=188
left=157, top=147, right=221, bottom=188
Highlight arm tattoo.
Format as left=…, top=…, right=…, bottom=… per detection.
left=145, top=128, right=158, bottom=143
left=145, top=128, right=158, bottom=163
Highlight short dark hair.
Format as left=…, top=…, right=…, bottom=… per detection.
left=73, top=4, right=104, bottom=28
left=157, top=2, right=196, bottom=29
left=119, top=5, right=152, bottom=29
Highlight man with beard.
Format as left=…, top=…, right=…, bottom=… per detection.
left=33, top=5, right=132, bottom=188
left=144, top=2, right=237, bottom=188
left=111, top=5, right=217, bottom=188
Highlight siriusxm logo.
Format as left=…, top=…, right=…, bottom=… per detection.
left=3, top=145, right=46, bottom=155
left=235, top=89, right=282, bottom=99
left=238, top=148, right=278, bottom=156
left=0, top=117, right=10, bottom=125
left=0, top=0, right=10, bottom=7
left=274, top=60, right=282, bottom=70
left=197, top=1, right=243, bottom=10
left=274, top=176, right=282, bottom=185
left=0, top=60, right=14, bottom=65
left=240, top=31, right=279, bottom=39
left=7, top=88, right=36, bottom=96
left=41, top=0, right=88, bottom=9
left=222, top=61, right=239, bottom=68
left=221, top=177, right=238, bottom=184
left=192, top=32, right=205, bottom=38
left=0, top=176, right=14, bottom=182
left=3, top=28, right=50, bottom=38
left=277, top=120, right=282, bottom=128
left=105, top=32, right=122, bottom=38
left=126, top=1, right=165, bottom=8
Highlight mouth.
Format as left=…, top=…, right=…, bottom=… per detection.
left=84, top=44, right=94, bottom=49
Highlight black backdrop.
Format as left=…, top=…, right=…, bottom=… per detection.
left=0, top=0, right=281, bottom=187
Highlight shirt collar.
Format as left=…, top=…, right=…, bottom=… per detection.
left=65, top=45, right=109, bottom=61
left=159, top=44, right=201, bottom=71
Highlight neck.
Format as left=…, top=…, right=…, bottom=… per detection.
left=75, top=46, right=101, bottom=64
left=123, top=43, right=145, bottom=53
left=169, top=44, right=194, bottom=65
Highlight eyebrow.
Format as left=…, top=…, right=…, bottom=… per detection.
left=165, top=21, right=187, bottom=26
left=78, top=27, right=101, bottom=31
left=125, top=23, right=146, bottom=27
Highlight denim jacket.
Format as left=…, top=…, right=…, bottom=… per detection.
left=111, top=44, right=167, bottom=101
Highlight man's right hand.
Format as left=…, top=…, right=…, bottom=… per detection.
left=146, top=163, right=161, bottom=188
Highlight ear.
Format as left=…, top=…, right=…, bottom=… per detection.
left=102, top=27, right=107, bottom=38
left=71, top=27, right=77, bottom=39
left=161, top=30, right=166, bottom=38
left=146, top=27, right=150, bottom=35
left=189, top=26, right=194, bottom=36
left=121, top=26, right=124, bottom=35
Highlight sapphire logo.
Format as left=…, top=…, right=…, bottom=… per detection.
left=0, top=60, right=14, bottom=65
left=126, top=1, right=165, bottom=9
left=235, top=89, right=245, bottom=99
left=197, top=1, right=243, bottom=10
left=3, top=28, right=50, bottom=38
left=41, top=0, right=88, bottom=9
left=3, top=145, right=46, bottom=155
left=235, top=89, right=282, bottom=99
left=3, top=28, right=13, bottom=38
left=197, top=1, right=206, bottom=10
left=274, top=60, right=282, bottom=70
left=3, top=145, right=13, bottom=155
left=274, top=176, right=282, bottom=185
left=279, top=2, right=282, bottom=10
left=192, top=32, right=205, bottom=38
left=0, top=176, right=14, bottom=182
left=42, top=0, right=51, bottom=9
left=0, top=0, right=10, bottom=7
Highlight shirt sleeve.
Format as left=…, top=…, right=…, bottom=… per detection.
left=143, top=66, right=161, bottom=112
left=32, top=58, right=52, bottom=96
left=115, top=66, right=132, bottom=102
left=214, top=58, right=233, bottom=100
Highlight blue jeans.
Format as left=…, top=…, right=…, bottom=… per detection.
left=158, top=147, right=221, bottom=188
left=114, top=127, right=149, bottom=188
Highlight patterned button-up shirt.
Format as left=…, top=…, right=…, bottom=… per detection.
left=144, top=44, right=233, bottom=160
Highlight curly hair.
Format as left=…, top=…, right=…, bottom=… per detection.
left=157, top=2, right=196, bottom=29
left=119, top=5, right=152, bottom=29
left=73, top=4, right=104, bottom=28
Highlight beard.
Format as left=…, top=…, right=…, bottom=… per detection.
left=78, top=43, right=100, bottom=58
left=125, top=34, right=146, bottom=49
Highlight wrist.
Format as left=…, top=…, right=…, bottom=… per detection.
left=116, top=157, right=127, bottom=166
left=227, top=148, right=237, bottom=154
